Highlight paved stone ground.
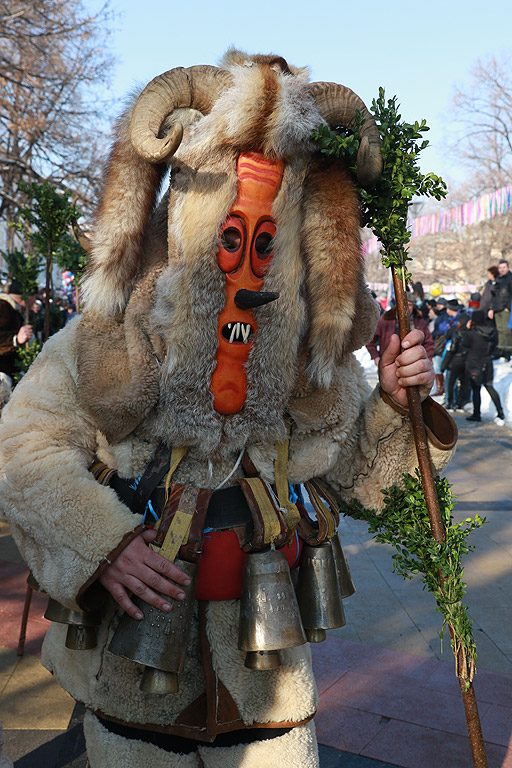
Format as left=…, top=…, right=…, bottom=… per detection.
left=1, top=410, right=511, bottom=767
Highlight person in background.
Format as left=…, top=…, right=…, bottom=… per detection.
left=489, top=259, right=512, bottom=360
left=367, top=292, right=434, bottom=366
left=0, top=280, right=33, bottom=394
left=468, top=292, right=480, bottom=312
left=411, top=280, right=429, bottom=320
left=431, top=296, right=459, bottom=397
left=442, top=312, right=470, bottom=411
left=462, top=309, right=505, bottom=425
left=480, top=265, right=498, bottom=315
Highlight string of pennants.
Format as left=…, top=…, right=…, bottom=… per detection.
left=362, top=183, right=512, bottom=257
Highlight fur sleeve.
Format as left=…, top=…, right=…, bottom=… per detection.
left=287, top=355, right=455, bottom=512
left=0, top=320, right=143, bottom=610
left=323, top=385, right=455, bottom=511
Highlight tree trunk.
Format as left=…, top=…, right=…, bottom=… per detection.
left=45, top=240, right=51, bottom=341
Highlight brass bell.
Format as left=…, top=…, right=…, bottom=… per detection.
left=108, top=558, right=197, bottom=694
left=296, top=541, right=345, bottom=643
left=238, top=548, right=306, bottom=669
left=44, top=598, right=102, bottom=650
left=331, top=532, right=356, bottom=599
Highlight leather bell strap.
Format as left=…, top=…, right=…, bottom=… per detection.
left=237, top=477, right=289, bottom=551
left=298, top=478, right=340, bottom=545
left=152, top=483, right=213, bottom=565
left=274, top=432, right=301, bottom=532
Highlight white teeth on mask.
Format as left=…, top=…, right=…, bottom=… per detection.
left=226, top=322, right=252, bottom=344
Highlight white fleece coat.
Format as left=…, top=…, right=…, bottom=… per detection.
left=0, top=318, right=454, bottom=729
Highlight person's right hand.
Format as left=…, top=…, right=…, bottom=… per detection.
left=99, top=528, right=192, bottom=619
left=488, top=310, right=494, bottom=320
left=17, top=325, right=33, bottom=344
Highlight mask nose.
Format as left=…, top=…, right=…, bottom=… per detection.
left=234, top=289, right=280, bottom=310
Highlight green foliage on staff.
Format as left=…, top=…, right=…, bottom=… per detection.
left=313, top=96, right=483, bottom=686
left=343, top=473, right=484, bottom=686
left=312, top=87, right=448, bottom=278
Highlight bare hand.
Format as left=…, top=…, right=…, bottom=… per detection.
left=488, top=310, right=494, bottom=320
left=379, top=330, right=434, bottom=409
left=17, top=325, right=33, bottom=344
left=99, top=529, right=192, bottom=619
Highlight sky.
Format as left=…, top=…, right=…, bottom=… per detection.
left=86, top=0, right=511, bottom=193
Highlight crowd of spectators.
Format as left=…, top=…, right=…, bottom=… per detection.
left=368, top=260, right=511, bottom=426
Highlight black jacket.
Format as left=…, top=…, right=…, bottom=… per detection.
left=0, top=296, right=23, bottom=377
left=490, top=272, right=512, bottom=313
left=461, top=323, right=498, bottom=384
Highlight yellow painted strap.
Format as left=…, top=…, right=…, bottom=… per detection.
left=244, top=478, right=283, bottom=544
left=164, top=445, right=189, bottom=504
left=311, top=479, right=340, bottom=526
left=306, top=482, right=336, bottom=538
left=152, top=512, right=193, bottom=562
left=275, top=438, right=301, bottom=531
left=151, top=486, right=197, bottom=563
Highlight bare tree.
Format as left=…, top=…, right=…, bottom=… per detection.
left=0, top=0, right=117, bottom=248
left=449, top=54, right=512, bottom=196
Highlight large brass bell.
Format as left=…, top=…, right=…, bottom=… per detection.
left=331, top=532, right=356, bottom=599
left=238, top=548, right=306, bottom=670
left=44, top=598, right=102, bottom=650
left=296, top=540, right=345, bottom=643
left=108, top=558, right=197, bottom=694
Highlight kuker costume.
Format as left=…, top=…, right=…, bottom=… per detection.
left=0, top=51, right=455, bottom=767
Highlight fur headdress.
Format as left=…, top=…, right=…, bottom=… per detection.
left=78, top=50, right=381, bottom=449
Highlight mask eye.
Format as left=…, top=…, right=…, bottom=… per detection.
left=251, top=221, right=276, bottom=277
left=217, top=216, right=245, bottom=272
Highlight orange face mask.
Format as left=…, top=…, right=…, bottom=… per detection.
left=210, top=152, right=284, bottom=414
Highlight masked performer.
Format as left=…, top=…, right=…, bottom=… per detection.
left=0, top=51, right=456, bottom=768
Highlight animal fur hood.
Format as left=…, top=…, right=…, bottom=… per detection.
left=76, top=49, right=382, bottom=454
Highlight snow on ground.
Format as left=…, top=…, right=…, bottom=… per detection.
left=354, top=347, right=512, bottom=430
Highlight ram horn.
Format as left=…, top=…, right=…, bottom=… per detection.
left=309, top=82, right=383, bottom=186
left=130, top=65, right=233, bottom=163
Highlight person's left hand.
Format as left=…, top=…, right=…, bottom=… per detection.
left=379, top=330, right=434, bottom=409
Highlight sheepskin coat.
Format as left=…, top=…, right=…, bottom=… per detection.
left=0, top=316, right=454, bottom=731
left=0, top=50, right=456, bottom=738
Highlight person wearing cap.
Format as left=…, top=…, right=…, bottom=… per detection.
left=431, top=296, right=451, bottom=396
left=0, top=281, right=34, bottom=381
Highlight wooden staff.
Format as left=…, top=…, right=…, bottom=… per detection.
left=392, top=269, right=488, bottom=768
left=17, top=583, right=33, bottom=656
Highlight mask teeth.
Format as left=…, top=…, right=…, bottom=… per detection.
left=225, top=322, right=252, bottom=344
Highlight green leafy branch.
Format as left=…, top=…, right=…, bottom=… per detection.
left=312, top=87, right=448, bottom=279
left=343, top=472, right=484, bottom=684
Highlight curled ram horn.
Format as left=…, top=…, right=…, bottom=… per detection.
left=309, top=82, right=383, bottom=186
left=130, top=65, right=234, bottom=163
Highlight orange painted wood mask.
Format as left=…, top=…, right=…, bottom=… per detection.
left=210, top=152, right=284, bottom=414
